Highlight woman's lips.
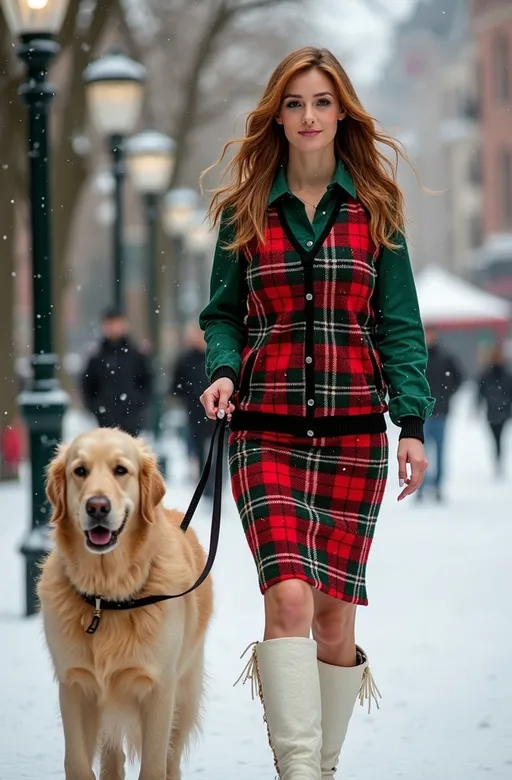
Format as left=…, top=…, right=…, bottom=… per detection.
left=299, top=130, right=321, bottom=137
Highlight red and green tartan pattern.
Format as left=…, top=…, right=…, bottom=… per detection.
left=236, top=200, right=388, bottom=418
left=228, top=430, right=389, bottom=605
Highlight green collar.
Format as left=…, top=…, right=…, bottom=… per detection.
left=268, top=159, right=356, bottom=205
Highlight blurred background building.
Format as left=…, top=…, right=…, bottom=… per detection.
left=471, top=0, right=512, bottom=298
left=367, top=0, right=512, bottom=374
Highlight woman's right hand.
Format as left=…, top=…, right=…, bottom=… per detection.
left=200, top=377, right=235, bottom=421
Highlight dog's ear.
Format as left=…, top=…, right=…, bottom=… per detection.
left=46, top=444, right=68, bottom=526
left=139, top=449, right=166, bottom=525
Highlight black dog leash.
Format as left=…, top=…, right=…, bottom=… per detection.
left=83, top=414, right=227, bottom=634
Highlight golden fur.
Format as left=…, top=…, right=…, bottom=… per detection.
left=37, top=427, right=213, bottom=780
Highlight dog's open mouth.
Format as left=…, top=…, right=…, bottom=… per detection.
left=85, top=511, right=128, bottom=552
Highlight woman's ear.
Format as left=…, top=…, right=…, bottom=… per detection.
left=276, top=115, right=283, bottom=125
left=139, top=449, right=166, bottom=525
left=46, top=444, right=68, bottom=526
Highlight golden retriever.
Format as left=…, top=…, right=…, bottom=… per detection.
left=37, top=427, right=213, bottom=780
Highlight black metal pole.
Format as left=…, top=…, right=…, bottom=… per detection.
left=17, top=34, right=68, bottom=617
left=145, top=193, right=159, bottom=356
left=171, top=234, right=186, bottom=343
left=144, top=193, right=167, bottom=477
left=195, top=250, right=209, bottom=315
left=110, top=132, right=124, bottom=311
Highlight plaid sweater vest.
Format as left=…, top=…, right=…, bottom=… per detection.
left=231, top=193, right=389, bottom=438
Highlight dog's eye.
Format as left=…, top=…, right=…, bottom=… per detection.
left=114, top=465, right=128, bottom=476
left=74, top=466, right=87, bottom=478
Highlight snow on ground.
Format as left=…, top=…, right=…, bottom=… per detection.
left=0, top=387, right=511, bottom=779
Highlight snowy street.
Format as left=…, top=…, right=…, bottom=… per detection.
left=0, top=388, right=511, bottom=780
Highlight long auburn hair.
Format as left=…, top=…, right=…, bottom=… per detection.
left=202, top=47, right=410, bottom=253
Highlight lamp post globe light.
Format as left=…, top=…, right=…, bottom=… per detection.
left=83, top=49, right=146, bottom=312
left=0, top=0, right=71, bottom=617
left=125, top=131, right=176, bottom=475
left=162, top=187, right=200, bottom=340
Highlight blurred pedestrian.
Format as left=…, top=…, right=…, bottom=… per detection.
left=477, top=344, right=512, bottom=475
left=169, top=322, right=212, bottom=484
left=417, top=326, right=463, bottom=502
left=199, top=47, right=433, bottom=780
left=80, top=307, right=153, bottom=438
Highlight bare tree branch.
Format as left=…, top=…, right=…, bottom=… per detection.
left=227, top=0, right=298, bottom=16
left=166, top=0, right=237, bottom=183
left=59, top=0, right=80, bottom=48
left=112, top=2, right=148, bottom=61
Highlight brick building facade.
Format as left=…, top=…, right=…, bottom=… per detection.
left=472, top=0, right=512, bottom=235
left=471, top=0, right=512, bottom=298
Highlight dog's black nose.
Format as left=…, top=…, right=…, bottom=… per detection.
left=85, top=496, right=111, bottom=520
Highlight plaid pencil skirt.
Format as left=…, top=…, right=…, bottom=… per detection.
left=228, top=430, right=389, bottom=605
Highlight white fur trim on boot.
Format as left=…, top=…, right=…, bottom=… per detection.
left=235, top=637, right=322, bottom=780
left=318, top=646, right=381, bottom=779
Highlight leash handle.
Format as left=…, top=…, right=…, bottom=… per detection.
left=180, top=413, right=225, bottom=533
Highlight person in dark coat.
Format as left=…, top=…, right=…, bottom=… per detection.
left=477, top=344, right=512, bottom=474
left=81, top=307, right=153, bottom=437
left=169, top=322, right=212, bottom=479
left=418, top=326, right=463, bottom=501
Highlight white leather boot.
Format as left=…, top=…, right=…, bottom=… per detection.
left=236, top=637, right=322, bottom=780
left=318, top=646, right=381, bottom=778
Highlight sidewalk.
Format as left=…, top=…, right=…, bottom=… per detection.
left=0, top=389, right=511, bottom=779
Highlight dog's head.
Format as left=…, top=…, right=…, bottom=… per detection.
left=46, top=428, right=166, bottom=555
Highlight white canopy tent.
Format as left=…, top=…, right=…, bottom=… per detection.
left=414, top=266, right=511, bottom=327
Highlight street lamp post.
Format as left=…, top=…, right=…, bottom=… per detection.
left=125, top=131, right=175, bottom=475
left=1, top=0, right=71, bottom=617
left=83, top=49, right=145, bottom=312
left=162, top=187, right=200, bottom=342
left=184, top=208, right=213, bottom=316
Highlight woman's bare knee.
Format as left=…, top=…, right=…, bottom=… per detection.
left=264, top=579, right=313, bottom=639
left=312, top=599, right=357, bottom=665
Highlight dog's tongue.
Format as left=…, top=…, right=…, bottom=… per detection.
left=89, top=527, right=112, bottom=546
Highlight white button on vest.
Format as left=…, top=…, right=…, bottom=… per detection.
left=307, top=429, right=314, bottom=437
left=305, top=356, right=313, bottom=364
left=306, top=240, right=313, bottom=247
left=307, top=398, right=314, bottom=406
left=306, top=293, right=313, bottom=301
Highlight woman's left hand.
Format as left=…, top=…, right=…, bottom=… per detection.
left=397, top=438, right=428, bottom=501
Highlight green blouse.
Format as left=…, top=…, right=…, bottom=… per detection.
left=199, top=161, right=434, bottom=428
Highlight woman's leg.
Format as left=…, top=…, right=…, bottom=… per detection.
left=312, top=590, right=379, bottom=779
left=248, top=580, right=322, bottom=780
left=264, top=579, right=314, bottom=639
left=312, top=589, right=357, bottom=666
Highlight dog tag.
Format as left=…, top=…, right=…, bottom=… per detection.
left=85, top=597, right=102, bottom=634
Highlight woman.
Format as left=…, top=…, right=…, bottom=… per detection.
left=199, top=47, right=434, bottom=780
left=477, top=344, right=512, bottom=475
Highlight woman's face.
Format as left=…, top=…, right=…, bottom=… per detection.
left=277, top=68, right=344, bottom=153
